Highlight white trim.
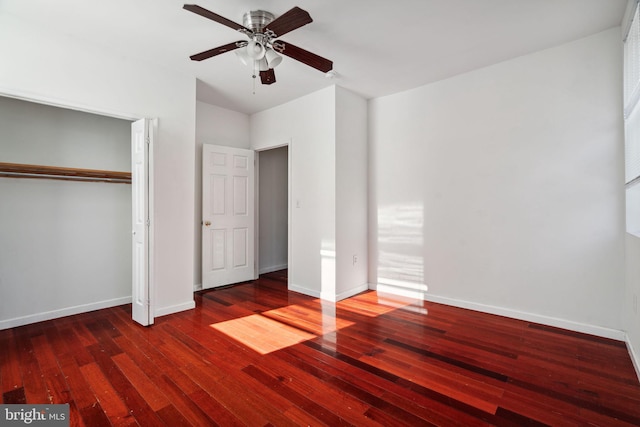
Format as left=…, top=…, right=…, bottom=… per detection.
left=253, top=139, right=292, bottom=283
left=627, top=333, right=640, bottom=382
left=0, top=86, right=139, bottom=121
left=0, top=297, right=132, bottom=330
left=321, top=283, right=369, bottom=302
left=148, top=118, right=157, bottom=325
left=253, top=148, right=260, bottom=281
left=368, top=282, right=625, bottom=341
left=288, top=283, right=321, bottom=299
left=259, top=264, right=289, bottom=275
left=288, top=140, right=293, bottom=296
left=254, top=141, right=290, bottom=152
left=154, top=301, right=196, bottom=318
left=422, top=293, right=626, bottom=341
left=193, top=283, right=203, bottom=292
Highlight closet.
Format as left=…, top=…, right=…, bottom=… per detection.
left=0, top=96, right=132, bottom=329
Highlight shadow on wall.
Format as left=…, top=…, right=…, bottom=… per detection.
left=377, top=203, right=427, bottom=298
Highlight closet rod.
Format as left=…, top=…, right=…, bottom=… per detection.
left=0, top=162, right=131, bottom=184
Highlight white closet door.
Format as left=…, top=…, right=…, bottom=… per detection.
left=131, top=118, right=152, bottom=326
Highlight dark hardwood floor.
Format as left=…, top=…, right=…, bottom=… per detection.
left=2, top=270, right=640, bottom=426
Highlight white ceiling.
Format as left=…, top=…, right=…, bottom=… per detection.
left=0, top=0, right=628, bottom=114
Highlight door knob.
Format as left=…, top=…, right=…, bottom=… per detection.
left=204, top=221, right=211, bottom=227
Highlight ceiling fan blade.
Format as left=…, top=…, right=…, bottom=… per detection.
left=278, top=41, right=333, bottom=73
left=260, top=69, right=276, bottom=85
left=264, top=7, right=312, bottom=37
left=189, top=41, right=243, bottom=61
left=183, top=4, right=251, bottom=33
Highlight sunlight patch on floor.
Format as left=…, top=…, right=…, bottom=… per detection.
left=262, top=303, right=355, bottom=335
left=209, top=292, right=424, bottom=354
left=210, top=314, right=316, bottom=355
left=338, top=291, right=423, bottom=317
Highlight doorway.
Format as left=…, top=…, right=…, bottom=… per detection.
left=257, top=145, right=289, bottom=276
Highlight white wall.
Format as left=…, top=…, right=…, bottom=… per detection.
left=0, top=14, right=196, bottom=321
left=335, top=87, right=369, bottom=300
left=1, top=96, right=131, bottom=170
left=251, top=86, right=368, bottom=301
left=0, top=97, right=132, bottom=328
left=369, top=28, right=625, bottom=337
left=258, top=146, right=289, bottom=274
left=194, top=101, right=250, bottom=288
left=252, top=87, right=336, bottom=298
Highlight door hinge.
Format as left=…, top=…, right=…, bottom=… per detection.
left=146, top=299, right=151, bottom=307
left=145, top=137, right=150, bottom=145
left=146, top=219, right=150, bottom=227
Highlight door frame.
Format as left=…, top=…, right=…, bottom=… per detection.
left=0, top=89, right=156, bottom=323
left=254, top=140, right=292, bottom=281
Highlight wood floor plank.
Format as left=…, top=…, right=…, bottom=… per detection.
left=112, top=352, right=169, bottom=411
left=3, top=270, right=640, bottom=426
left=187, top=388, right=243, bottom=427
left=160, top=375, right=221, bottom=426
left=85, top=343, right=165, bottom=427
left=284, top=340, right=495, bottom=426
left=66, top=400, right=87, bottom=427
left=2, top=387, right=26, bottom=404
left=56, top=351, right=99, bottom=410
left=359, top=346, right=505, bottom=410
left=79, top=362, right=133, bottom=426
left=155, top=404, right=192, bottom=427
left=0, top=329, right=22, bottom=394
left=14, top=331, right=49, bottom=403
left=78, top=401, right=113, bottom=427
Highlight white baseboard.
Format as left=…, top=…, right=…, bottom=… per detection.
left=0, top=296, right=132, bottom=330
left=368, top=282, right=625, bottom=341
left=627, top=334, right=640, bottom=382
left=422, top=293, right=625, bottom=341
left=193, top=283, right=203, bottom=292
left=321, top=283, right=369, bottom=302
left=154, top=300, right=196, bottom=318
left=288, top=283, right=321, bottom=299
left=290, top=283, right=368, bottom=302
left=259, top=264, right=288, bottom=275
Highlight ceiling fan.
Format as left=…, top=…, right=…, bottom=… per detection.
left=183, top=4, right=333, bottom=85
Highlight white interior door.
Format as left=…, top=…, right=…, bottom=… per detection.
left=131, top=118, right=153, bottom=325
left=202, top=144, right=255, bottom=288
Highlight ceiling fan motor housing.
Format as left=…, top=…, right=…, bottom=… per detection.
left=243, top=10, right=275, bottom=33
left=242, top=10, right=277, bottom=60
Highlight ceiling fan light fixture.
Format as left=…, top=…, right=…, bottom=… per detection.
left=265, top=48, right=282, bottom=68
left=235, top=48, right=251, bottom=66
left=256, top=57, right=269, bottom=71
left=247, top=39, right=266, bottom=60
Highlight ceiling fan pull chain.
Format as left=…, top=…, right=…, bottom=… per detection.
left=252, top=61, right=257, bottom=95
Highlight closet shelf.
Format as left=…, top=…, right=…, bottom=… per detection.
left=0, top=162, right=131, bottom=184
